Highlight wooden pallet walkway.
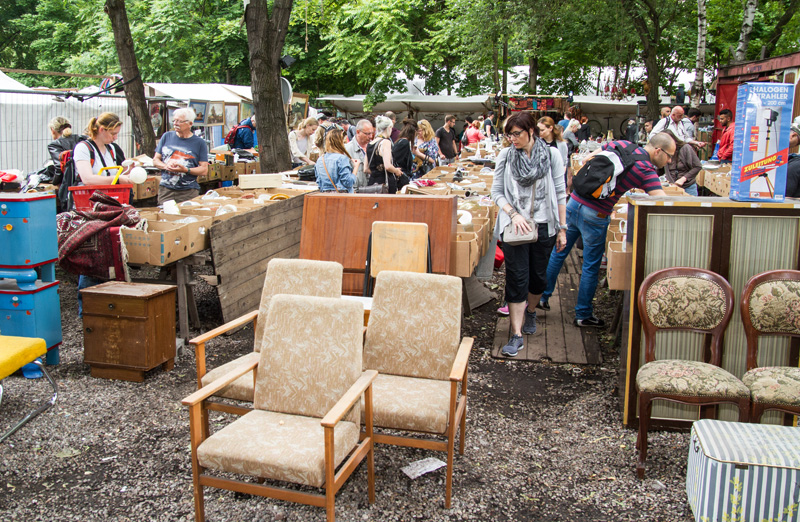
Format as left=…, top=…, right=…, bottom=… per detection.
left=491, top=249, right=603, bottom=365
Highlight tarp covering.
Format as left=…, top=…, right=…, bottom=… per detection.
left=145, top=83, right=251, bottom=104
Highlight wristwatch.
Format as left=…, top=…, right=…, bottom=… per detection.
left=558, top=223, right=568, bottom=231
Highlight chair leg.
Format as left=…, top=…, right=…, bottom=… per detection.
left=326, top=487, right=335, bottom=522
left=0, top=360, right=58, bottom=444
left=367, top=439, right=375, bottom=504
left=192, top=470, right=205, bottom=521
left=458, top=409, right=467, bottom=456
left=751, top=402, right=765, bottom=424
left=737, top=398, right=750, bottom=423
left=445, top=428, right=455, bottom=508
left=636, top=393, right=652, bottom=480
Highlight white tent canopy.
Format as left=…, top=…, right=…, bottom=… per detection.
left=0, top=71, right=31, bottom=91
left=145, top=83, right=252, bottom=104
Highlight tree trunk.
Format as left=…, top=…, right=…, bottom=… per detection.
left=244, top=0, right=293, bottom=173
left=735, top=0, right=758, bottom=62
left=492, top=44, right=500, bottom=93
left=691, top=0, right=707, bottom=108
left=761, top=0, right=800, bottom=58
left=528, top=56, right=538, bottom=94
left=502, top=37, right=508, bottom=96
left=105, top=0, right=155, bottom=156
left=620, top=0, right=663, bottom=120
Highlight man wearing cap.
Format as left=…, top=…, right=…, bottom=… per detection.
left=787, top=117, right=800, bottom=198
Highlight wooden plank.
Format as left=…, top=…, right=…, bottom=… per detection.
left=562, top=273, right=588, bottom=364
left=541, top=283, right=566, bottom=362
left=210, top=195, right=304, bottom=237
left=581, top=327, right=603, bottom=365
left=523, top=309, right=547, bottom=361
left=210, top=205, right=304, bottom=261
left=215, top=231, right=301, bottom=292
left=492, top=316, right=511, bottom=358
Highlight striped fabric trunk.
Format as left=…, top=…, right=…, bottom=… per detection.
left=686, top=419, right=800, bottom=522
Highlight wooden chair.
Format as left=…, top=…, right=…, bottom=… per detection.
left=362, top=221, right=432, bottom=297
left=740, top=270, right=800, bottom=424
left=182, top=294, right=376, bottom=522
left=0, top=335, right=58, bottom=444
left=635, top=268, right=750, bottom=479
left=363, top=270, right=473, bottom=507
left=191, top=258, right=343, bottom=411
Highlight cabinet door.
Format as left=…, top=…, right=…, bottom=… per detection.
left=83, top=316, right=148, bottom=369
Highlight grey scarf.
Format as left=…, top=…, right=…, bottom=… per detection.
left=508, top=137, right=551, bottom=220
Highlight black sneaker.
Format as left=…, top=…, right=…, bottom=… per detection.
left=573, top=316, right=606, bottom=328
left=501, top=335, right=523, bottom=357
left=536, top=299, right=550, bottom=311
left=522, top=309, right=537, bottom=335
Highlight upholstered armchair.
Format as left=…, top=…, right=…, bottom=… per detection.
left=182, top=294, right=376, bottom=522
left=363, top=270, right=473, bottom=508
left=191, top=258, right=343, bottom=410
left=635, top=268, right=750, bottom=479
left=740, top=270, right=800, bottom=424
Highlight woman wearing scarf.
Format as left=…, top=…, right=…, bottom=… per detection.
left=491, top=112, right=568, bottom=357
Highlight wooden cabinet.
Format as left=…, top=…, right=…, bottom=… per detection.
left=81, top=282, right=176, bottom=382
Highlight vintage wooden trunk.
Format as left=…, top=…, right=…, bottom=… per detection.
left=687, top=419, right=800, bottom=522
left=81, top=282, right=176, bottom=382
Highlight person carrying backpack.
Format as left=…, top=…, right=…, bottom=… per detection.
left=537, top=133, right=672, bottom=329
left=72, top=113, right=134, bottom=187
left=47, top=116, right=82, bottom=185
left=225, top=114, right=256, bottom=151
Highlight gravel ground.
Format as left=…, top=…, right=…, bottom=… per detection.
left=0, top=265, right=696, bottom=521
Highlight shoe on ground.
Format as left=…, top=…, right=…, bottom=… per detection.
left=497, top=304, right=509, bottom=316
left=522, top=309, right=537, bottom=335
left=573, top=316, right=606, bottom=328
left=536, top=299, right=550, bottom=311
left=501, top=334, right=523, bottom=357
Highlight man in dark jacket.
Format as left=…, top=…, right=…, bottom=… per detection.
left=232, top=115, right=256, bottom=152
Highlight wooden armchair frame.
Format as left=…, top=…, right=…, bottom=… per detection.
left=182, top=360, right=378, bottom=522
left=635, top=267, right=749, bottom=479
left=740, top=270, right=800, bottom=424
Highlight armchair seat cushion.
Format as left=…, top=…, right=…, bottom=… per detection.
left=742, top=366, right=800, bottom=407
left=363, top=374, right=451, bottom=434
left=200, top=352, right=259, bottom=402
left=637, top=360, right=749, bottom=398
left=197, top=410, right=359, bottom=488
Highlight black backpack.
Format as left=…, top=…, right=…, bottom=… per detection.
left=572, top=141, right=650, bottom=200
left=57, top=140, right=124, bottom=211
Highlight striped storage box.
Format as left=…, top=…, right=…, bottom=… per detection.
left=687, top=419, right=800, bottom=522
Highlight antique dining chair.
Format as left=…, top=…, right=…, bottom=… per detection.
left=362, top=221, right=432, bottom=297
left=635, top=267, right=750, bottom=479
left=740, top=270, right=800, bottom=424
left=362, top=270, right=473, bottom=508
left=183, top=294, right=376, bottom=522
left=0, top=335, right=58, bottom=444
left=191, top=258, right=343, bottom=410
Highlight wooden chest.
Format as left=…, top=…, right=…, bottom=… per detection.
left=81, top=282, right=176, bottom=382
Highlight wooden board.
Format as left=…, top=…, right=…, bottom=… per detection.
left=300, top=194, right=457, bottom=295
left=210, top=194, right=306, bottom=323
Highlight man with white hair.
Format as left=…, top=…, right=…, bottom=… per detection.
left=787, top=116, right=800, bottom=198
left=345, top=119, right=375, bottom=188
left=649, top=106, right=705, bottom=147
left=153, top=107, right=209, bottom=204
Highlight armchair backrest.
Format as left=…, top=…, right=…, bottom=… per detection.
left=253, top=258, right=343, bottom=352
left=254, top=294, right=363, bottom=423
left=741, top=270, right=800, bottom=371
left=637, top=267, right=734, bottom=366
left=364, top=270, right=461, bottom=381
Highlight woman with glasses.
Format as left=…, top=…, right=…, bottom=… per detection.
left=662, top=129, right=701, bottom=196
left=153, top=107, right=209, bottom=204
left=289, top=117, right=319, bottom=168
left=492, top=112, right=568, bottom=357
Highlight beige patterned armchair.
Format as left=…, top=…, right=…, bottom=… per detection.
left=740, top=270, right=800, bottom=424
left=182, top=294, right=376, bottom=522
left=363, top=270, right=473, bottom=508
left=190, top=258, right=343, bottom=409
left=635, top=267, right=750, bottom=479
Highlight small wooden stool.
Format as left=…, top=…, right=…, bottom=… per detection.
left=0, top=335, right=58, bottom=443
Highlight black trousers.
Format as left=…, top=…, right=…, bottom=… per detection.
left=502, top=223, right=557, bottom=303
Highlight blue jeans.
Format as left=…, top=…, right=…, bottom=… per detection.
left=542, top=198, right=610, bottom=320
left=684, top=183, right=698, bottom=196
left=77, top=275, right=104, bottom=317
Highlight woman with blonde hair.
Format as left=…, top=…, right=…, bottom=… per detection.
left=366, top=115, right=404, bottom=193
left=537, top=116, right=569, bottom=181
left=413, top=119, right=439, bottom=177
left=73, top=112, right=134, bottom=186
left=47, top=116, right=82, bottom=183
left=289, top=117, right=319, bottom=167
left=315, top=128, right=357, bottom=193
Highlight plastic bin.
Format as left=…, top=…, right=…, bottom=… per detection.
left=69, top=185, right=131, bottom=210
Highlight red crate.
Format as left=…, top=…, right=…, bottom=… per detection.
left=69, top=185, right=131, bottom=210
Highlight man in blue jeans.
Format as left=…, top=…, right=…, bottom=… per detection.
left=539, top=132, right=673, bottom=327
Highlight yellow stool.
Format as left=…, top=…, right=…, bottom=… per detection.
left=0, top=335, right=58, bottom=444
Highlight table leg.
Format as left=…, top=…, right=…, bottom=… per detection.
left=176, top=260, right=190, bottom=341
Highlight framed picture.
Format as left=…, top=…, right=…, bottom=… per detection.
left=206, top=101, right=224, bottom=126
left=188, top=101, right=207, bottom=124
left=288, top=93, right=309, bottom=130
left=149, top=101, right=165, bottom=138
left=224, top=104, right=240, bottom=135
left=240, top=101, right=255, bottom=121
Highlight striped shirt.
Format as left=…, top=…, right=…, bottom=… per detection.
left=571, top=140, right=662, bottom=215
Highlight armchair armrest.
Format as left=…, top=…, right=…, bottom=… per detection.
left=449, top=337, right=474, bottom=382
left=321, top=370, right=378, bottom=428
left=182, top=357, right=259, bottom=407
left=191, top=309, right=258, bottom=385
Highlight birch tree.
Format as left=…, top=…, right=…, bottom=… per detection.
left=691, top=0, right=707, bottom=108
left=734, top=0, right=758, bottom=61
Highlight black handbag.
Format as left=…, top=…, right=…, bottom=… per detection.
left=297, top=164, right=316, bottom=181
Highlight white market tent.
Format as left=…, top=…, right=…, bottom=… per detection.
left=145, top=83, right=252, bottom=104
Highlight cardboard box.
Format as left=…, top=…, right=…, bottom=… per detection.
left=138, top=213, right=212, bottom=250
left=471, top=217, right=490, bottom=256
left=606, top=241, right=631, bottom=290
left=450, top=232, right=479, bottom=278
left=238, top=173, right=282, bottom=189
left=730, top=82, right=795, bottom=202
left=134, top=176, right=159, bottom=200
left=206, top=163, right=221, bottom=181
left=662, top=184, right=687, bottom=196
left=122, top=218, right=210, bottom=266
left=219, top=165, right=236, bottom=181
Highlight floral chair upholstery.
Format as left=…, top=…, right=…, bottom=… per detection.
left=183, top=294, right=376, bottom=522
left=363, top=270, right=474, bottom=508
left=192, top=258, right=343, bottom=404
left=740, top=270, right=800, bottom=423
left=635, top=268, right=749, bottom=479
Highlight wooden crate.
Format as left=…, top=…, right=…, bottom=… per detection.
left=81, top=282, right=176, bottom=382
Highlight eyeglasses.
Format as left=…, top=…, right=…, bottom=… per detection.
left=658, top=148, right=675, bottom=160
left=173, top=120, right=190, bottom=125
left=504, top=130, right=525, bottom=139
